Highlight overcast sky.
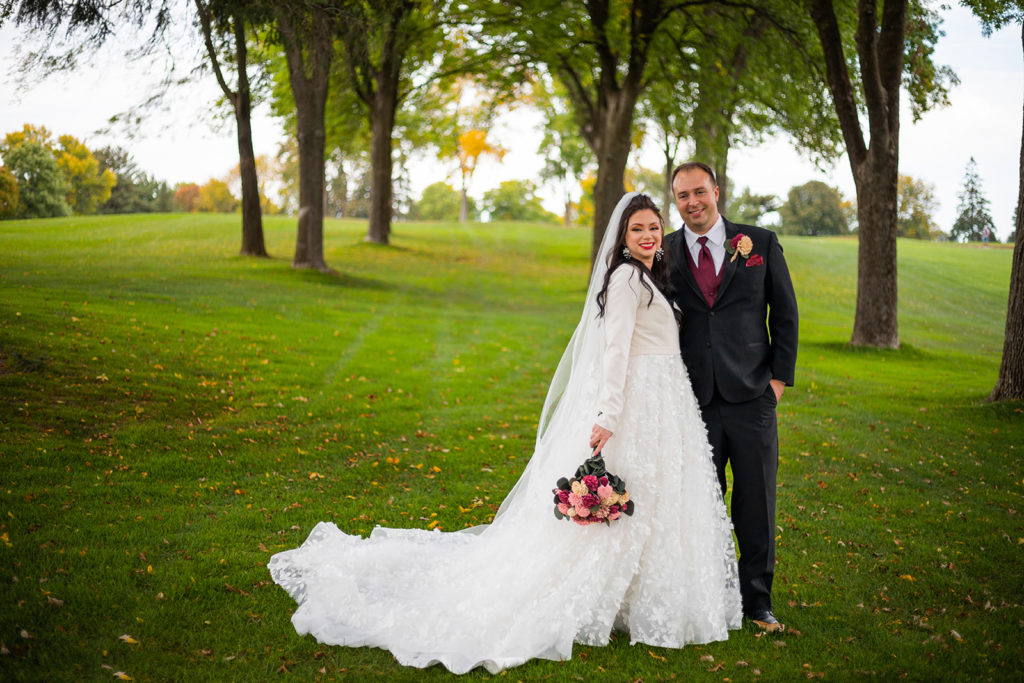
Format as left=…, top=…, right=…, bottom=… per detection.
left=1, top=5, right=1020, bottom=240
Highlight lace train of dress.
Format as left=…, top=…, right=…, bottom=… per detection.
left=269, top=354, right=742, bottom=674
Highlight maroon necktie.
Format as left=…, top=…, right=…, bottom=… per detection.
left=696, top=236, right=716, bottom=305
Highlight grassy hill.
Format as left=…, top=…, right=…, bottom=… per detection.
left=1, top=214, right=1021, bottom=680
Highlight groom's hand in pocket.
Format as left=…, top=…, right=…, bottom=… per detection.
left=770, top=378, right=785, bottom=403
left=590, top=424, right=612, bottom=454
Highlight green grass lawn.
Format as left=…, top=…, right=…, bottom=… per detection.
left=1, top=213, right=1021, bottom=681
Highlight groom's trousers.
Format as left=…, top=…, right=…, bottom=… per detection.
left=700, top=384, right=779, bottom=616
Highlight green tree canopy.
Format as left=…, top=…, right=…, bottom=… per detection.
left=411, top=181, right=474, bottom=221
left=779, top=180, right=848, bottom=236
left=1, top=139, right=70, bottom=219
left=95, top=146, right=172, bottom=214
left=728, top=187, right=781, bottom=228
left=482, top=180, right=557, bottom=223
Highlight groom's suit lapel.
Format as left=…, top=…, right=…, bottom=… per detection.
left=671, top=231, right=707, bottom=306
left=714, top=220, right=741, bottom=305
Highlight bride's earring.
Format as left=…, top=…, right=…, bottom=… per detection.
left=654, top=247, right=664, bottom=262
left=621, top=246, right=631, bottom=260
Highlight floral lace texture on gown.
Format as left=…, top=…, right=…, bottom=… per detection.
left=268, top=354, right=742, bottom=674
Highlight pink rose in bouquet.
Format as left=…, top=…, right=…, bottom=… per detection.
left=596, top=484, right=614, bottom=500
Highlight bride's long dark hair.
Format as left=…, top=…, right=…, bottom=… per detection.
left=596, top=194, right=675, bottom=318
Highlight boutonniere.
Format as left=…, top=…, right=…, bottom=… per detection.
left=726, top=234, right=753, bottom=262
left=727, top=234, right=763, bottom=267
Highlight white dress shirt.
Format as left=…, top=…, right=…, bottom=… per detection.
left=682, top=215, right=727, bottom=275
left=595, top=266, right=680, bottom=433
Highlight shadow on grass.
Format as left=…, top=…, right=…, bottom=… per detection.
left=803, top=340, right=933, bottom=360
left=249, top=260, right=395, bottom=291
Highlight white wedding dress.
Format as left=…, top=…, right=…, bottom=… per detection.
left=269, top=194, right=742, bottom=674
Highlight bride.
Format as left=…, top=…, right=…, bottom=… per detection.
left=268, top=192, right=742, bottom=674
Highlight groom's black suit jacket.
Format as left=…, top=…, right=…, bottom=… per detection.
left=664, top=218, right=798, bottom=407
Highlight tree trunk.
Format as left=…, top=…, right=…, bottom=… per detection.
left=694, top=118, right=731, bottom=216
left=365, top=84, right=396, bottom=244
left=277, top=8, right=332, bottom=272
left=661, top=140, right=674, bottom=219
left=194, top=2, right=266, bottom=257
left=590, top=85, right=640, bottom=263
left=232, top=13, right=266, bottom=257
left=989, top=22, right=1024, bottom=402
left=460, top=187, right=469, bottom=223
left=850, top=147, right=900, bottom=347
left=807, top=0, right=905, bottom=348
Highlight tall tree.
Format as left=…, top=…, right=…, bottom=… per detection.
left=338, top=0, right=446, bottom=244
left=273, top=1, right=339, bottom=271
left=194, top=0, right=268, bottom=256
left=646, top=2, right=843, bottom=215
left=485, top=0, right=674, bottom=261
left=803, top=0, right=954, bottom=348
left=951, top=157, right=998, bottom=242
left=962, top=0, right=1024, bottom=401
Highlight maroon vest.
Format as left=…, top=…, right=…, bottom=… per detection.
left=685, top=241, right=724, bottom=307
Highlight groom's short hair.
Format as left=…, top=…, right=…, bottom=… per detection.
left=671, top=162, right=717, bottom=187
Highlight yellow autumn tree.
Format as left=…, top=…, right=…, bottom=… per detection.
left=456, top=129, right=504, bottom=223
left=56, top=135, right=115, bottom=214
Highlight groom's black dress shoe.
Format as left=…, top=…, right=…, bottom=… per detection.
left=745, top=610, right=784, bottom=633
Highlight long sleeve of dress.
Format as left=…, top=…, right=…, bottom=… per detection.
left=595, top=267, right=640, bottom=433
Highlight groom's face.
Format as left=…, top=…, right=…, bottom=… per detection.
left=673, top=169, right=720, bottom=235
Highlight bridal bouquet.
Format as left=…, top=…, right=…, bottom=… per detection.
left=553, top=453, right=634, bottom=526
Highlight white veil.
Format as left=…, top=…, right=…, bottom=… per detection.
left=486, top=192, right=640, bottom=526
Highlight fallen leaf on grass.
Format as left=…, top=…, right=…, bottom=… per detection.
left=648, top=649, right=667, bottom=662
left=699, top=654, right=714, bottom=662
left=119, top=635, right=139, bottom=644
left=258, top=542, right=269, bottom=552
left=708, top=662, right=724, bottom=672
left=46, top=596, right=64, bottom=607
left=899, top=574, right=915, bottom=581
left=950, top=629, right=964, bottom=642
left=20, top=630, right=31, bottom=639
left=736, top=661, right=749, bottom=668
left=112, top=672, right=132, bottom=680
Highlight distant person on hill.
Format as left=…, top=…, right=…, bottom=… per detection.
left=664, top=161, right=799, bottom=633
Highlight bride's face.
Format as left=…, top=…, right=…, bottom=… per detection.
left=623, top=209, right=662, bottom=265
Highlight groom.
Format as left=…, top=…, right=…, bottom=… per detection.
left=664, top=162, right=798, bottom=632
